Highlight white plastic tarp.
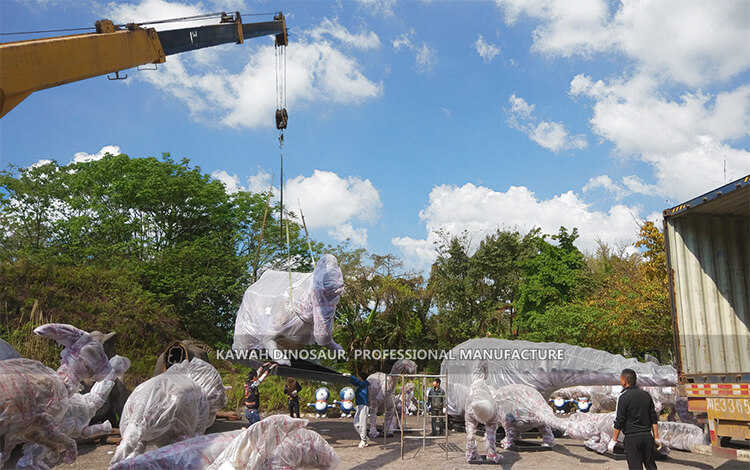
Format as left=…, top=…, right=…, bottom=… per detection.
left=367, top=360, right=417, bottom=439
left=0, top=338, right=20, bottom=360
left=565, top=411, right=707, bottom=454
left=0, top=324, right=112, bottom=468
left=111, top=358, right=228, bottom=464
left=112, top=415, right=339, bottom=470
left=232, top=255, right=344, bottom=365
left=18, top=355, right=131, bottom=468
left=441, top=338, right=677, bottom=416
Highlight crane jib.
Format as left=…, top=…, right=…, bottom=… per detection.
left=156, top=21, right=284, bottom=56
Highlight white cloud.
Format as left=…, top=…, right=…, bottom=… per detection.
left=621, top=175, right=658, bottom=196
left=247, top=168, right=273, bottom=193
left=355, top=0, right=397, bottom=16
left=583, top=174, right=661, bottom=200
left=309, top=18, right=381, bottom=50
left=329, top=223, right=368, bottom=247
left=211, top=170, right=243, bottom=194
left=570, top=75, right=750, bottom=156
left=285, top=170, right=381, bottom=229
left=571, top=74, right=750, bottom=200
left=495, top=0, right=750, bottom=86
left=106, top=0, right=212, bottom=30
left=72, top=145, right=121, bottom=164
left=647, top=137, right=750, bottom=203
left=392, top=31, right=413, bottom=50
left=216, top=168, right=382, bottom=246
left=474, top=35, right=500, bottom=63
left=392, top=30, right=437, bottom=73
left=583, top=175, right=628, bottom=200
left=29, top=145, right=121, bottom=168
left=506, top=94, right=587, bottom=152
left=28, top=159, right=53, bottom=169
left=414, top=44, right=437, bottom=72
left=393, top=182, right=641, bottom=269
left=106, top=3, right=383, bottom=128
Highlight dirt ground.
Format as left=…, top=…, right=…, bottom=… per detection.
left=56, top=415, right=746, bottom=470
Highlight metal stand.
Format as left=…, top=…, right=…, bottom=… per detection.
left=386, top=373, right=449, bottom=460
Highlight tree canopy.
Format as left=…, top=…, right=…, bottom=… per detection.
left=1, top=153, right=674, bottom=371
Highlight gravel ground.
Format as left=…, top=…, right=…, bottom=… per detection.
left=51, top=415, right=746, bottom=470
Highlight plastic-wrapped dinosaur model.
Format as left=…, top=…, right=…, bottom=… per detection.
left=18, top=355, right=131, bottom=468
left=367, top=359, right=417, bottom=438
left=0, top=324, right=112, bottom=469
left=110, top=415, right=338, bottom=470
left=232, top=254, right=345, bottom=366
left=111, top=358, right=229, bottom=464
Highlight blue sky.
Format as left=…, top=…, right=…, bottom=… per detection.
left=1, top=0, right=748, bottom=269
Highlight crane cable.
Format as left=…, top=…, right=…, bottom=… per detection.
left=273, top=22, right=298, bottom=321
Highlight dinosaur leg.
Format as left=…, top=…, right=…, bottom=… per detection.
left=79, top=420, right=113, bottom=439
left=485, top=422, right=501, bottom=462
left=24, top=417, right=77, bottom=466
left=368, top=404, right=380, bottom=439
left=111, top=426, right=145, bottom=465
left=501, top=415, right=517, bottom=449
left=384, top=398, right=395, bottom=437
left=541, top=424, right=555, bottom=447
left=465, top=416, right=479, bottom=462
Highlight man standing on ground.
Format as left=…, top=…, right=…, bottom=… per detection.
left=244, top=362, right=277, bottom=426
left=428, top=378, right=445, bottom=436
left=284, top=377, right=303, bottom=418
left=343, top=372, right=370, bottom=448
left=609, top=368, right=660, bottom=470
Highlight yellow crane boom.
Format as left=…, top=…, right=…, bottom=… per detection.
left=0, top=12, right=287, bottom=118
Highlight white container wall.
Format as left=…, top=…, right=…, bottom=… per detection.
left=665, top=184, right=750, bottom=378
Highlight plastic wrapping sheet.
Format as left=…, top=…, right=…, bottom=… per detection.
left=35, top=324, right=112, bottom=391
left=389, top=382, right=416, bottom=432
left=111, top=358, right=228, bottom=464
left=205, top=415, right=338, bottom=470
left=268, top=428, right=340, bottom=470
left=441, top=338, right=677, bottom=417
left=171, top=357, right=229, bottom=422
left=0, top=324, right=113, bottom=468
left=0, top=338, right=20, bottom=360
left=366, top=360, right=417, bottom=439
left=109, top=430, right=243, bottom=470
left=232, top=255, right=344, bottom=365
left=552, top=385, right=695, bottom=423
left=60, top=355, right=131, bottom=440
left=565, top=411, right=707, bottom=454
left=18, top=356, right=131, bottom=468
left=0, top=359, right=73, bottom=467
left=462, top=361, right=622, bottom=457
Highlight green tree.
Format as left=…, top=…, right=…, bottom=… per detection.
left=332, top=246, right=431, bottom=376
left=515, top=227, right=589, bottom=335
left=0, top=153, right=316, bottom=345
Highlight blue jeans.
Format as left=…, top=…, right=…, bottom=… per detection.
left=246, top=408, right=260, bottom=425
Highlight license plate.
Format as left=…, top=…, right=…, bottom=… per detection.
left=706, top=397, right=750, bottom=420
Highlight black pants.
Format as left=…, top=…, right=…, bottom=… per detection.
left=624, top=433, right=657, bottom=470
left=289, top=399, right=300, bottom=418
left=430, top=413, right=444, bottom=435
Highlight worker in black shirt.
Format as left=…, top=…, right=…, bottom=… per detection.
left=244, top=362, right=277, bottom=426
left=610, top=368, right=661, bottom=470
left=427, top=378, right=445, bottom=436
left=284, top=377, right=303, bottom=418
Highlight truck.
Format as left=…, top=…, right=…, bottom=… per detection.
left=663, top=174, right=750, bottom=461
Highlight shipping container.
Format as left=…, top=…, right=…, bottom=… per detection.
left=663, top=174, right=750, bottom=460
